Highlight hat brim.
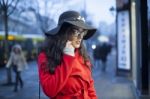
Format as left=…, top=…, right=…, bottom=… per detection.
left=45, top=25, right=61, bottom=36
left=45, top=21, right=97, bottom=40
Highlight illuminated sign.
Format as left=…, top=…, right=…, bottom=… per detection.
left=117, top=11, right=131, bottom=70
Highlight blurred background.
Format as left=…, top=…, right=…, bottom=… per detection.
left=0, top=0, right=149, bottom=99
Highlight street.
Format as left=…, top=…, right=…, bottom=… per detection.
left=0, top=49, right=136, bottom=99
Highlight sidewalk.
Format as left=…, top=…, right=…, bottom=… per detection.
left=0, top=61, right=48, bottom=99
left=0, top=50, right=137, bottom=99
left=92, top=49, right=136, bottom=99
left=93, top=70, right=136, bottom=99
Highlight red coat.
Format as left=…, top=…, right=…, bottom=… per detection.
left=38, top=50, right=98, bottom=99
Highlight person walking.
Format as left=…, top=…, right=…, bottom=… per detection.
left=96, top=43, right=112, bottom=72
left=6, top=44, right=28, bottom=92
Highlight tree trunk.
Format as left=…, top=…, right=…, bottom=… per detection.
left=4, top=9, right=12, bottom=85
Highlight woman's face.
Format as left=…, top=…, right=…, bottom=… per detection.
left=69, top=28, right=87, bottom=48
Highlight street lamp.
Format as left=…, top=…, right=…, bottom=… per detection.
left=92, top=44, right=96, bottom=50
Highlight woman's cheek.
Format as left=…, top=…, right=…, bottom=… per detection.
left=72, top=41, right=81, bottom=48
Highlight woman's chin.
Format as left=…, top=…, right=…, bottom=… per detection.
left=74, top=45, right=80, bottom=48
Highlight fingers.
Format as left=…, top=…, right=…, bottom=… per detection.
left=66, top=40, right=72, bottom=45
left=66, top=40, right=74, bottom=48
left=63, top=40, right=75, bottom=56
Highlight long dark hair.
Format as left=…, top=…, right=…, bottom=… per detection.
left=40, top=24, right=91, bottom=74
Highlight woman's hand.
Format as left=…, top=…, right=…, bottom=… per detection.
left=63, top=40, right=75, bottom=56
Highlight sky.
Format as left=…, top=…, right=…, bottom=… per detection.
left=38, top=0, right=116, bottom=27
left=85, top=0, right=116, bottom=26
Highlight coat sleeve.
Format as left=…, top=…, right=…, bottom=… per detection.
left=88, top=79, right=98, bottom=99
left=38, top=52, right=75, bottom=98
left=6, top=53, right=13, bottom=68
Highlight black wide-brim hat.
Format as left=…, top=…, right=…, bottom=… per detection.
left=45, top=10, right=97, bottom=40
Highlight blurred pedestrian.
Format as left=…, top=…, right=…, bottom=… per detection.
left=94, top=43, right=112, bottom=72
left=6, top=44, right=28, bottom=92
left=38, top=10, right=98, bottom=99
left=93, top=45, right=101, bottom=68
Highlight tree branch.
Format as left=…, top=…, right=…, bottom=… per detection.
left=8, top=0, right=16, bottom=8
left=6, top=0, right=9, bottom=6
left=8, top=0, right=19, bottom=16
left=0, top=0, right=3, bottom=7
left=2, top=0, right=6, bottom=7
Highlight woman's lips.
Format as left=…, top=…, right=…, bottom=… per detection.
left=76, top=41, right=80, bottom=44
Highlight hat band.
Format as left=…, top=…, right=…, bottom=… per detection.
left=58, top=16, right=85, bottom=25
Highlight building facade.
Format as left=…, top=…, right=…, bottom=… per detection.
left=116, top=0, right=150, bottom=98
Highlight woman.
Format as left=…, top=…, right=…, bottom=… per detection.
left=38, top=10, right=97, bottom=99
left=6, top=44, right=28, bottom=92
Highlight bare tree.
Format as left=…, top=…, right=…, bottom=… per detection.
left=13, top=0, right=57, bottom=34
left=0, top=0, right=20, bottom=85
left=35, top=0, right=57, bottom=34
